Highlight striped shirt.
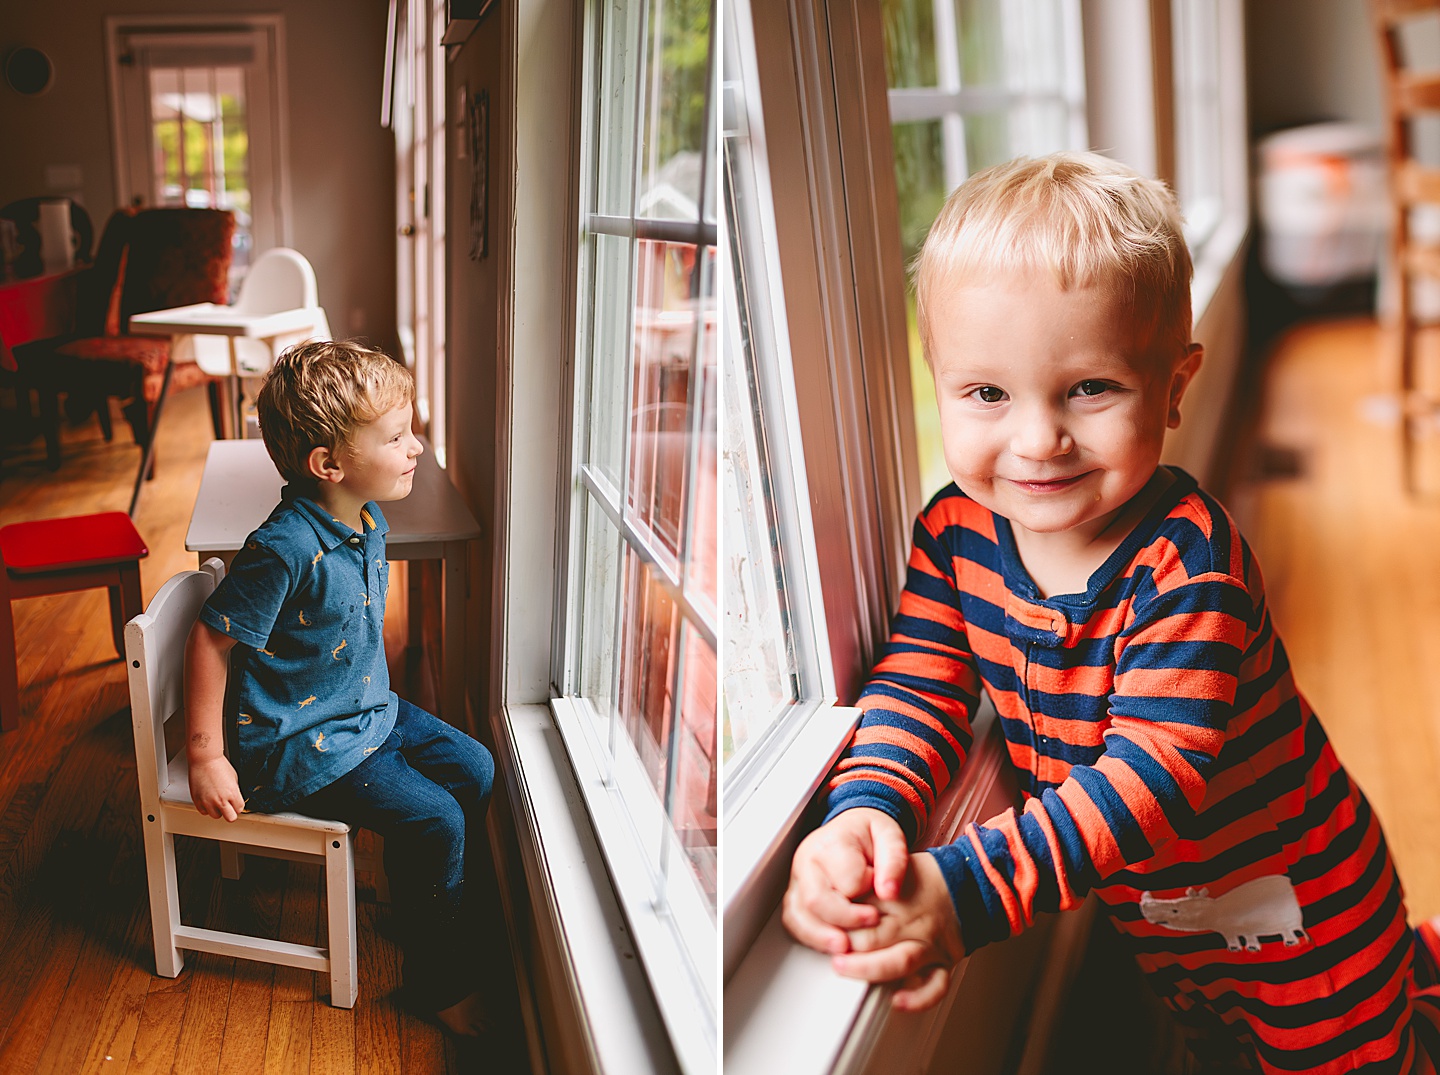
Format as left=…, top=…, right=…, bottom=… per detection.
left=826, top=469, right=1440, bottom=1072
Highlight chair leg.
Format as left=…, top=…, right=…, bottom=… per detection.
left=219, top=843, right=244, bottom=880
left=0, top=581, right=19, bottom=732
left=206, top=381, right=226, bottom=440
left=141, top=816, right=185, bottom=978
left=324, top=832, right=359, bottom=1008
left=96, top=395, right=114, bottom=442
left=38, top=385, right=61, bottom=471
left=109, top=562, right=144, bottom=659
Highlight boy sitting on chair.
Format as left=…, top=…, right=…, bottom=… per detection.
left=783, top=153, right=1440, bottom=1072
left=184, top=339, right=494, bottom=1036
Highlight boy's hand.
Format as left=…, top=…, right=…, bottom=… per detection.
left=832, top=851, right=966, bottom=1011
left=189, top=755, right=245, bottom=822
left=782, top=807, right=911, bottom=955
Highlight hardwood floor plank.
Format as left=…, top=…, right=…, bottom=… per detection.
left=355, top=901, right=403, bottom=1075
left=127, top=989, right=187, bottom=1075
left=263, top=863, right=319, bottom=1074
left=169, top=952, right=233, bottom=1075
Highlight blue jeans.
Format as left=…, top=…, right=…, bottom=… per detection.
left=296, top=699, right=495, bottom=1011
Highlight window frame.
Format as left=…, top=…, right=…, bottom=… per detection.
left=544, top=0, right=721, bottom=1070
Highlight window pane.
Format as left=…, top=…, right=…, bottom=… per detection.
left=684, top=272, right=717, bottom=609
left=671, top=621, right=717, bottom=905
left=594, top=0, right=645, bottom=218
left=629, top=239, right=699, bottom=561
left=584, top=233, right=634, bottom=487
left=618, top=553, right=678, bottom=798
left=882, top=0, right=938, bottom=88
left=579, top=497, right=622, bottom=731
left=639, top=0, right=710, bottom=223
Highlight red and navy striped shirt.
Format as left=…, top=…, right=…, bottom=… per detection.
left=826, top=469, right=1440, bottom=1072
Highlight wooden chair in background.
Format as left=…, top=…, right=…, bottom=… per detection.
left=125, top=559, right=360, bottom=1007
left=15, top=208, right=234, bottom=483
left=1374, top=0, right=1440, bottom=492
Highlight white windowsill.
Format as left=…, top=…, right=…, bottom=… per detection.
left=722, top=702, right=862, bottom=979
left=496, top=703, right=681, bottom=1075
left=723, top=699, right=1009, bottom=1075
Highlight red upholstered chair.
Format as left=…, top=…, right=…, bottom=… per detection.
left=18, top=208, right=233, bottom=472
left=0, top=512, right=149, bottom=731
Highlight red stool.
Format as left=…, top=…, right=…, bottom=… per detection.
left=0, top=512, right=148, bottom=731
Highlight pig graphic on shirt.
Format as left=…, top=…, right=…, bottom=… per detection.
left=1139, top=875, right=1309, bottom=952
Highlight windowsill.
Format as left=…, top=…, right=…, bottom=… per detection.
left=723, top=699, right=1013, bottom=1074
left=493, top=703, right=682, bottom=1075
left=722, top=701, right=862, bottom=979
left=1191, top=205, right=1249, bottom=327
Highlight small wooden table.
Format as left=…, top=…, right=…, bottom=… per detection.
left=186, top=438, right=480, bottom=725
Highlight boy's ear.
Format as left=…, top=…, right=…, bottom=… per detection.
left=1167, top=343, right=1204, bottom=429
left=306, top=445, right=345, bottom=484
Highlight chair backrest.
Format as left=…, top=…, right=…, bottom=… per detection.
left=125, top=559, right=226, bottom=813
left=188, top=246, right=331, bottom=374
left=118, top=209, right=235, bottom=331
left=234, top=248, right=319, bottom=315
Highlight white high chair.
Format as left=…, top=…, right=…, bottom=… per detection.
left=125, top=559, right=359, bottom=1007
left=177, top=247, right=331, bottom=437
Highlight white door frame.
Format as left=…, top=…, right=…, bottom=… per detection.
left=104, top=13, right=293, bottom=251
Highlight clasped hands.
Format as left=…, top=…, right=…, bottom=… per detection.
left=781, top=807, right=966, bottom=1011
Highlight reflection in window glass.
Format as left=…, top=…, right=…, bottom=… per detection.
left=564, top=0, right=717, bottom=1044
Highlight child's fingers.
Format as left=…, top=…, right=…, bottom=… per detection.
left=782, top=887, right=880, bottom=954
left=891, top=965, right=951, bottom=1011
left=831, top=939, right=932, bottom=983
left=868, top=818, right=910, bottom=901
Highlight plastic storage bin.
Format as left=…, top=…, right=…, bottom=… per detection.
left=1256, top=122, right=1387, bottom=289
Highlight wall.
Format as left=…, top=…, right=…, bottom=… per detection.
left=1245, top=0, right=1382, bottom=136
left=0, top=0, right=397, bottom=350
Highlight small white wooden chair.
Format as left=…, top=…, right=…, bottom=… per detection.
left=125, top=558, right=358, bottom=1007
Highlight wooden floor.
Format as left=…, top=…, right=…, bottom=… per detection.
left=0, top=386, right=527, bottom=1074
left=1227, top=316, right=1440, bottom=923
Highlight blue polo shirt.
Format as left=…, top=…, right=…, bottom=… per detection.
left=199, top=492, right=397, bottom=812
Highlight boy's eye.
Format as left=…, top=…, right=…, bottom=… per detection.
left=1074, top=380, right=1110, bottom=397
left=973, top=385, right=1005, bottom=404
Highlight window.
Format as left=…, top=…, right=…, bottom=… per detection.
left=554, top=0, right=717, bottom=1068
left=106, top=16, right=291, bottom=293
left=882, top=0, right=1088, bottom=500
left=1171, top=0, right=1225, bottom=248
left=387, top=0, right=448, bottom=463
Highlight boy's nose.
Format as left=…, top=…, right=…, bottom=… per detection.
left=1010, top=410, right=1074, bottom=461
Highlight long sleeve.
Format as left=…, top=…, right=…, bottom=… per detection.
left=824, top=499, right=982, bottom=842
left=929, top=571, right=1252, bottom=952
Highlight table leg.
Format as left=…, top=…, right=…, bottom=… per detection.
left=129, top=355, right=175, bottom=516
left=442, top=541, right=467, bottom=728
left=229, top=337, right=243, bottom=440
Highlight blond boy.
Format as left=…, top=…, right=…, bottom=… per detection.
left=185, top=340, right=494, bottom=1035
left=784, top=153, right=1440, bottom=1072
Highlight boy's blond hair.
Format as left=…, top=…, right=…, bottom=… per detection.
left=914, top=151, right=1193, bottom=362
left=256, top=339, right=415, bottom=483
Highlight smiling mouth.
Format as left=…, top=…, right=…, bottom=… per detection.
left=1007, top=474, right=1087, bottom=492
